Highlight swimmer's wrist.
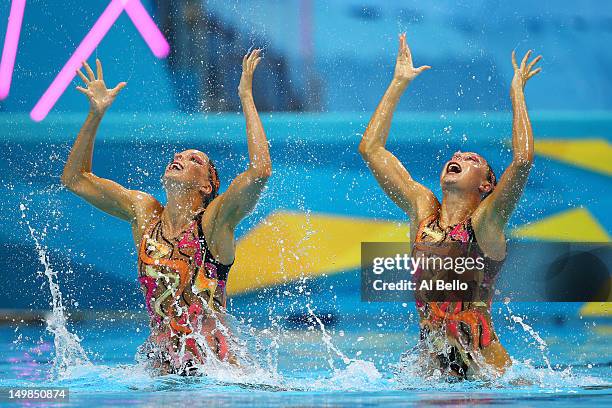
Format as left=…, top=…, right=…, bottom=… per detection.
left=509, top=83, right=524, bottom=98
left=89, top=106, right=107, bottom=117
left=391, top=77, right=410, bottom=89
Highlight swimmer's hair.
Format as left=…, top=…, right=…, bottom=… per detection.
left=203, top=158, right=220, bottom=208
left=482, top=163, right=497, bottom=200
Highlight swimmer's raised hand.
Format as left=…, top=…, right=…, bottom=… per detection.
left=238, top=49, right=262, bottom=98
left=511, top=50, right=542, bottom=91
left=393, top=33, right=430, bottom=85
left=76, top=59, right=126, bottom=115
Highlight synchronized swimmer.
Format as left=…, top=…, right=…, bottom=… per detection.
left=62, top=50, right=271, bottom=375
left=61, top=33, right=541, bottom=379
left=359, top=34, right=540, bottom=378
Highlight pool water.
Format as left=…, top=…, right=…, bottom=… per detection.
left=1, top=308, right=611, bottom=407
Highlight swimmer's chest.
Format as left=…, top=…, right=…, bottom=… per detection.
left=140, top=220, right=200, bottom=269
left=137, top=220, right=220, bottom=304
left=138, top=222, right=202, bottom=292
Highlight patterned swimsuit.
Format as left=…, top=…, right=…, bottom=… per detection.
left=412, top=212, right=504, bottom=378
left=137, top=210, right=233, bottom=375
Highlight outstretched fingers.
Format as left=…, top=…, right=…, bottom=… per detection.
left=527, top=55, right=542, bottom=73
left=252, top=56, right=262, bottom=69
left=511, top=50, right=518, bottom=71
left=527, top=67, right=541, bottom=79
left=245, top=49, right=261, bottom=71
left=83, top=60, right=95, bottom=81
left=96, top=59, right=104, bottom=81
left=75, top=86, right=89, bottom=95
left=253, top=49, right=262, bottom=68
left=400, top=33, right=411, bottom=59
left=520, top=49, right=532, bottom=70
left=76, top=69, right=89, bottom=84
left=110, top=82, right=127, bottom=96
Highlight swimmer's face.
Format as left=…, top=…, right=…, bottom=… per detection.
left=440, top=151, right=492, bottom=197
left=163, top=149, right=213, bottom=195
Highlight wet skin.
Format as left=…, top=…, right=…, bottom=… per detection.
left=62, top=52, right=271, bottom=369
left=359, top=33, right=541, bottom=375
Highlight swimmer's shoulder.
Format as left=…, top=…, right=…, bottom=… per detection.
left=129, top=191, right=162, bottom=242
left=470, top=207, right=507, bottom=261
left=130, top=190, right=162, bottom=217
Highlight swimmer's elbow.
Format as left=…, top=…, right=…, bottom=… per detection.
left=358, top=141, right=373, bottom=158
left=61, top=161, right=80, bottom=189
left=358, top=135, right=372, bottom=152
left=513, top=144, right=534, bottom=167
left=60, top=171, right=77, bottom=190
left=60, top=170, right=88, bottom=193
left=259, top=163, right=272, bottom=180
left=358, top=142, right=368, bottom=157
left=358, top=142, right=383, bottom=162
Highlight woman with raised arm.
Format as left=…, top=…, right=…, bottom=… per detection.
left=359, top=34, right=541, bottom=378
left=61, top=50, right=271, bottom=375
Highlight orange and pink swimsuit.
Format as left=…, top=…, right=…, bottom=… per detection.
left=412, top=212, right=504, bottom=377
left=136, top=210, right=233, bottom=375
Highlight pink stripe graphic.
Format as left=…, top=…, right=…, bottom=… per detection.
left=0, top=0, right=26, bottom=100
left=124, top=0, right=169, bottom=58
left=31, top=0, right=169, bottom=122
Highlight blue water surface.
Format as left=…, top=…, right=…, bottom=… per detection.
left=0, top=309, right=611, bottom=407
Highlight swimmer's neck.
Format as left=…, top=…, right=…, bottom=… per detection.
left=439, top=189, right=482, bottom=228
left=162, top=190, right=204, bottom=235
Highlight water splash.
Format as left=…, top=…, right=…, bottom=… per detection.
left=11, top=205, right=608, bottom=394
left=20, top=202, right=91, bottom=378
left=306, top=303, right=350, bottom=368
left=305, top=304, right=385, bottom=390
left=504, top=302, right=552, bottom=370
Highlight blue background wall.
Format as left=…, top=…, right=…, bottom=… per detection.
left=1, top=1, right=612, bottom=114
left=0, top=1, right=610, bottom=325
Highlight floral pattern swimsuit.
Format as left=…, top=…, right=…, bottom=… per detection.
left=412, top=212, right=504, bottom=377
left=136, top=210, right=233, bottom=375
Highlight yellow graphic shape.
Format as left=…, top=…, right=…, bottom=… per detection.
left=511, top=207, right=610, bottom=242
left=534, top=138, right=612, bottom=176
left=227, top=211, right=409, bottom=295
left=594, top=325, right=612, bottom=335
left=580, top=303, right=611, bottom=318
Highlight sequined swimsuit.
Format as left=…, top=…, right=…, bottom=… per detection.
left=137, top=210, right=233, bottom=374
left=412, top=212, right=504, bottom=377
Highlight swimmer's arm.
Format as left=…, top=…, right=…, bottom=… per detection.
left=359, top=34, right=437, bottom=222
left=61, top=60, right=157, bottom=222
left=213, top=50, right=272, bottom=229
left=62, top=166, right=154, bottom=222
left=359, top=146, right=438, bottom=223
left=476, top=50, right=541, bottom=228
